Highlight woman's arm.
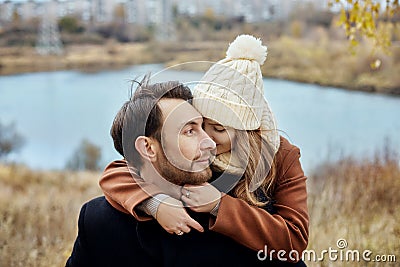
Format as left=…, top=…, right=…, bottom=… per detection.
left=99, top=160, right=204, bottom=233
left=100, top=144, right=309, bottom=254
left=208, top=144, right=309, bottom=254
left=100, top=160, right=164, bottom=221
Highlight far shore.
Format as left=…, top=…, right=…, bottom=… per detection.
left=1, top=39, right=399, bottom=96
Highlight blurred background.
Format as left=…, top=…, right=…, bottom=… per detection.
left=0, top=0, right=399, bottom=266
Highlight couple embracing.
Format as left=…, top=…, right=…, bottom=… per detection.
left=66, top=34, right=309, bottom=266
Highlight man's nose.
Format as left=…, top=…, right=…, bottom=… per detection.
left=199, top=131, right=216, bottom=151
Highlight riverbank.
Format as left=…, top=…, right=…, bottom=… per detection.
left=1, top=37, right=399, bottom=95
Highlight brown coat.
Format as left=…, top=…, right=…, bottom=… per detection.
left=100, top=136, right=309, bottom=254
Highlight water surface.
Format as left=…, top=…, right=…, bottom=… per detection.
left=1, top=64, right=399, bottom=173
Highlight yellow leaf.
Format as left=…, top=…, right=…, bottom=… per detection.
left=350, top=38, right=358, bottom=47
left=338, top=9, right=348, bottom=27
left=370, top=59, right=381, bottom=69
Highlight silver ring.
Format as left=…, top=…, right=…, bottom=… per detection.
left=185, top=190, right=190, bottom=198
left=177, top=231, right=184, bottom=236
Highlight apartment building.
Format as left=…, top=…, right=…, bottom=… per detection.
left=0, top=0, right=328, bottom=26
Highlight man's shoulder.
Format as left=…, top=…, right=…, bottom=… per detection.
left=84, top=195, right=114, bottom=209
left=82, top=195, right=106, bottom=209
left=79, top=196, right=136, bottom=226
left=77, top=195, right=140, bottom=244
left=80, top=196, right=114, bottom=219
left=75, top=196, right=157, bottom=265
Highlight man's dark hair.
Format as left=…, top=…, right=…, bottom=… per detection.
left=110, top=75, right=193, bottom=169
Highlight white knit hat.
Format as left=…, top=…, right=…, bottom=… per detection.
left=193, top=34, right=280, bottom=154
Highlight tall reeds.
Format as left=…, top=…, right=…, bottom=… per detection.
left=307, top=148, right=399, bottom=266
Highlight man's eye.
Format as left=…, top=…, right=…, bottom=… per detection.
left=185, top=129, right=194, bottom=135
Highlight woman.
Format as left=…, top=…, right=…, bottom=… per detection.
left=100, top=35, right=308, bottom=263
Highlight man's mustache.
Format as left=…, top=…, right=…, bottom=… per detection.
left=192, top=148, right=216, bottom=162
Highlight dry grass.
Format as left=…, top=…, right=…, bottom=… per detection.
left=0, top=149, right=399, bottom=266
left=0, top=164, right=101, bottom=267
left=263, top=36, right=400, bottom=95
left=307, top=150, right=400, bottom=266
left=0, top=42, right=154, bottom=75
left=162, top=36, right=400, bottom=95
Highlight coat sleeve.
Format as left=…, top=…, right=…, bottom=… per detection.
left=209, top=145, right=309, bottom=256
left=65, top=204, right=91, bottom=267
left=99, top=160, right=163, bottom=221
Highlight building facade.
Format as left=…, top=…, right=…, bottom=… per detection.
left=0, top=0, right=328, bottom=26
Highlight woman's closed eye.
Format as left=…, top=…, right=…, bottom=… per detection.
left=214, top=126, right=226, bottom=132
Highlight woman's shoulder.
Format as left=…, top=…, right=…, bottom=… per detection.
left=277, top=136, right=299, bottom=153
left=274, top=136, right=302, bottom=176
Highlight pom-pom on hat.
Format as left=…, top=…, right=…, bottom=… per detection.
left=193, top=34, right=280, bottom=153
left=226, top=34, right=267, bottom=65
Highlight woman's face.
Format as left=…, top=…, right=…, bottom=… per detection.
left=203, top=118, right=236, bottom=155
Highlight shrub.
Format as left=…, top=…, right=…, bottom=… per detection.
left=0, top=121, right=24, bottom=160
left=65, top=139, right=102, bottom=171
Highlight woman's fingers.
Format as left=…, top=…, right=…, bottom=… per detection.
left=180, top=224, right=192, bottom=233
left=186, top=217, right=204, bottom=232
left=157, top=198, right=204, bottom=234
left=180, top=195, right=191, bottom=204
left=170, top=218, right=203, bottom=235
left=181, top=183, right=221, bottom=213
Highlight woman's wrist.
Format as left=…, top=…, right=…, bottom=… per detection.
left=140, top=194, right=170, bottom=218
left=210, top=199, right=221, bottom=216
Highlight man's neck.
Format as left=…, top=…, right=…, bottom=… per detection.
left=140, top=162, right=182, bottom=200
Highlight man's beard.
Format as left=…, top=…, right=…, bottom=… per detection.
left=155, top=149, right=212, bottom=186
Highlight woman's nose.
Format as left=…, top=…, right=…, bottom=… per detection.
left=203, top=126, right=215, bottom=141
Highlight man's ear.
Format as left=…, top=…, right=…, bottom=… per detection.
left=135, top=136, right=158, bottom=162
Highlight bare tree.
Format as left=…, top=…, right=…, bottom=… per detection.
left=0, top=121, right=24, bottom=160
left=66, top=139, right=102, bottom=171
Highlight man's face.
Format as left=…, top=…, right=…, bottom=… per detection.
left=154, top=98, right=216, bottom=185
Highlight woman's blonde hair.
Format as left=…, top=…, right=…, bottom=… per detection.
left=232, top=130, right=278, bottom=207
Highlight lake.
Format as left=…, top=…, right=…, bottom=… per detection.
left=1, top=63, right=399, bottom=173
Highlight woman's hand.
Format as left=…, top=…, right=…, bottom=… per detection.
left=181, top=183, right=221, bottom=213
left=156, top=197, right=204, bottom=235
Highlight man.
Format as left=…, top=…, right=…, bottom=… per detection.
left=66, top=78, right=294, bottom=266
